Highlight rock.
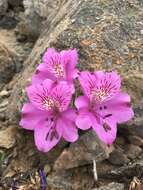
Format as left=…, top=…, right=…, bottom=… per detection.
left=107, top=156, right=143, bottom=179
left=115, top=136, right=126, bottom=146
left=0, top=90, right=10, bottom=98
left=54, top=131, right=113, bottom=171
left=8, top=0, right=22, bottom=7
left=0, top=99, right=8, bottom=108
left=109, top=149, right=130, bottom=166
left=93, top=182, right=124, bottom=190
left=0, top=0, right=8, bottom=16
left=0, top=99, right=8, bottom=113
left=126, top=124, right=143, bottom=139
left=6, top=0, right=143, bottom=127
left=0, top=29, right=33, bottom=90
left=0, top=38, right=16, bottom=90
left=0, top=126, right=17, bottom=149
left=128, top=135, right=143, bottom=146
left=18, top=0, right=62, bottom=39
left=23, top=0, right=60, bottom=18
left=0, top=112, right=5, bottom=121
left=125, top=144, right=142, bottom=160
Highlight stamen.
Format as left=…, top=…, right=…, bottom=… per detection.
left=53, top=64, right=64, bottom=78
left=42, top=97, right=54, bottom=110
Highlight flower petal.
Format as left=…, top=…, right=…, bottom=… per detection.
left=34, top=120, right=61, bottom=152
left=79, top=71, right=96, bottom=98
left=76, top=108, right=92, bottom=130
left=61, top=49, right=78, bottom=82
left=104, top=92, right=134, bottom=123
left=32, top=63, right=56, bottom=84
left=75, top=96, right=89, bottom=109
left=19, top=103, right=47, bottom=130
left=26, top=79, right=54, bottom=110
left=52, top=82, right=72, bottom=111
left=93, top=71, right=121, bottom=102
left=57, top=118, right=78, bottom=142
left=42, top=48, right=56, bottom=63
left=62, top=108, right=77, bottom=122
left=91, top=114, right=117, bottom=145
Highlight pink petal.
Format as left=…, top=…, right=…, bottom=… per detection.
left=26, top=79, right=54, bottom=110
left=91, top=114, right=117, bottom=145
left=32, top=63, right=56, bottom=84
left=61, top=49, right=78, bottom=82
left=93, top=71, right=121, bottom=102
left=75, top=96, right=89, bottom=109
left=104, top=92, right=134, bottom=123
left=42, top=48, right=57, bottom=63
left=76, top=108, right=92, bottom=130
left=19, top=103, right=47, bottom=130
left=52, top=82, right=72, bottom=111
left=34, top=120, right=61, bottom=152
left=62, top=108, right=77, bottom=122
left=79, top=71, right=96, bottom=98
left=94, top=70, right=121, bottom=90
left=57, top=118, right=78, bottom=142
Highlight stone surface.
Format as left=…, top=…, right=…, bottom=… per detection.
left=0, top=90, right=10, bottom=99
left=93, top=182, right=124, bottom=190
left=19, top=0, right=61, bottom=38
left=107, top=156, right=143, bottom=179
left=6, top=0, right=143, bottom=126
left=0, top=29, right=33, bottom=90
left=0, top=0, right=8, bottom=16
left=125, top=144, right=142, bottom=160
left=23, top=0, right=60, bottom=18
left=8, top=0, right=22, bottom=7
left=109, top=149, right=129, bottom=166
left=0, top=126, right=17, bottom=149
left=54, top=131, right=113, bottom=170
left=1, top=0, right=143, bottom=187
left=128, top=135, right=143, bottom=147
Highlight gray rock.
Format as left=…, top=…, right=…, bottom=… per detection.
left=0, top=126, right=17, bottom=149
left=6, top=0, right=143, bottom=127
left=20, top=0, right=61, bottom=38
left=0, top=0, right=8, bottom=16
left=107, top=156, right=143, bottom=179
left=54, top=131, right=113, bottom=170
left=125, top=144, right=142, bottom=160
left=8, top=0, right=22, bottom=7
left=93, top=182, right=124, bottom=190
left=109, top=149, right=129, bottom=166
left=0, top=29, right=33, bottom=90
left=128, top=135, right=143, bottom=147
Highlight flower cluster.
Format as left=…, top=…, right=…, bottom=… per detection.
left=20, top=48, right=134, bottom=152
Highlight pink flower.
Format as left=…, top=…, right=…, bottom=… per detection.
left=20, top=79, right=78, bottom=152
left=75, top=71, right=134, bottom=145
left=32, top=48, right=78, bottom=92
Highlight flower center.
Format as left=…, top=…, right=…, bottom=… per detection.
left=53, top=64, right=64, bottom=78
left=42, top=97, right=54, bottom=110
left=91, top=89, right=108, bottom=102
